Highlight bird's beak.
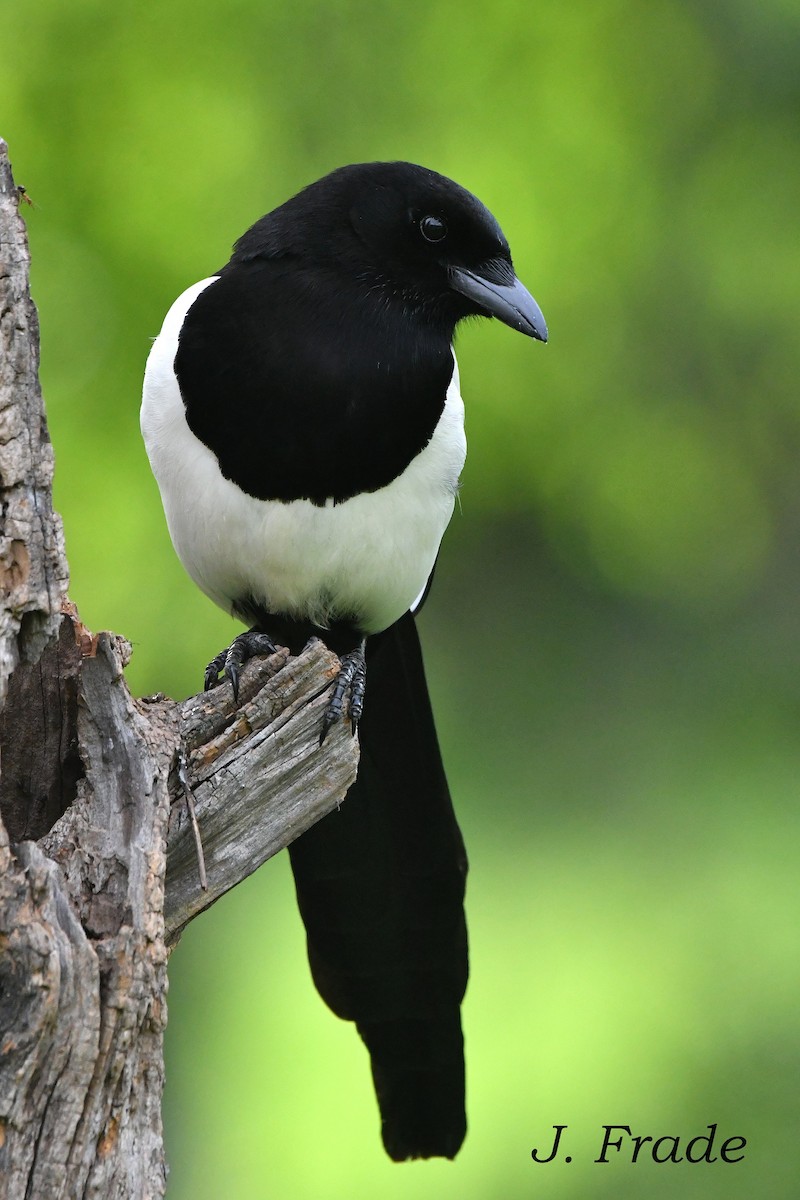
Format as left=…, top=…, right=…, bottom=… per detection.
left=448, top=262, right=548, bottom=342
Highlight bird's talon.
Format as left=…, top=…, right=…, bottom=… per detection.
left=227, top=662, right=240, bottom=700
left=319, top=715, right=334, bottom=747
left=204, top=647, right=228, bottom=691
left=203, top=629, right=278, bottom=699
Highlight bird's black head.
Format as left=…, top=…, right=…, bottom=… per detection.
left=230, top=161, right=547, bottom=342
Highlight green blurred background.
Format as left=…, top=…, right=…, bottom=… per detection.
left=4, top=1, right=800, bottom=1195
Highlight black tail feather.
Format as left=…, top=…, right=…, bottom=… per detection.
left=288, top=611, right=468, bottom=1160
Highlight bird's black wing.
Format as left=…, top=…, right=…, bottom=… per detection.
left=287, top=610, right=468, bottom=1160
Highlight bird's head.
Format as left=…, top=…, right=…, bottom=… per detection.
left=231, top=161, right=548, bottom=343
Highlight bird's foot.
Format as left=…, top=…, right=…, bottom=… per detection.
left=203, top=630, right=278, bottom=700
left=321, top=640, right=367, bottom=744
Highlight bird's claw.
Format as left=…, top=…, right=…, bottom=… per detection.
left=320, top=642, right=367, bottom=744
left=204, top=630, right=278, bottom=700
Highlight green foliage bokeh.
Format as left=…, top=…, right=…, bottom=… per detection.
left=3, top=1, right=799, bottom=1196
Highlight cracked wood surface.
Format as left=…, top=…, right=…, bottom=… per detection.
left=0, top=138, right=68, bottom=708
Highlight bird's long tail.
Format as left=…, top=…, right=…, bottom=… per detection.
left=288, top=611, right=468, bottom=1160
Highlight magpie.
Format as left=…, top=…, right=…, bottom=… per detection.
left=141, top=161, right=547, bottom=1161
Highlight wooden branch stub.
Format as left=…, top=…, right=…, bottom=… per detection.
left=165, top=638, right=359, bottom=943
left=29, top=627, right=361, bottom=952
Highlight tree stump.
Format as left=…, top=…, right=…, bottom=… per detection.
left=0, top=138, right=359, bottom=1200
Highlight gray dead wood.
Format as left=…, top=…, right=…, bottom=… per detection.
left=0, top=138, right=359, bottom=1199
left=0, top=147, right=68, bottom=706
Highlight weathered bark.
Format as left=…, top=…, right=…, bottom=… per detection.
left=0, top=138, right=359, bottom=1199
left=0, top=143, right=68, bottom=707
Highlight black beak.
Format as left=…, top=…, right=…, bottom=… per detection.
left=448, top=262, right=548, bottom=342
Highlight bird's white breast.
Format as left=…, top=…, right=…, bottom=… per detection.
left=141, top=277, right=466, bottom=635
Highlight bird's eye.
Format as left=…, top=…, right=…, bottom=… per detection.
left=419, top=214, right=447, bottom=243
